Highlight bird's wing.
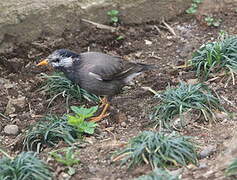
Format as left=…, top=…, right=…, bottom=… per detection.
left=80, top=52, right=143, bottom=81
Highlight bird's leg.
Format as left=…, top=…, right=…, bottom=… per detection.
left=89, top=97, right=110, bottom=122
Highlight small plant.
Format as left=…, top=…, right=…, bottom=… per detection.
left=153, top=83, right=223, bottom=129
left=50, top=147, right=80, bottom=166
left=40, top=72, right=99, bottom=107
left=67, top=106, right=98, bottom=135
left=0, top=150, right=52, bottom=180
left=191, top=34, right=237, bottom=80
left=135, top=168, right=180, bottom=180
left=116, top=35, right=124, bottom=41
left=107, top=9, right=119, bottom=25
left=204, top=16, right=221, bottom=27
left=186, top=0, right=203, bottom=14
left=225, top=158, right=237, bottom=177
left=50, top=147, right=80, bottom=175
left=114, top=131, right=198, bottom=169
left=23, top=115, right=77, bottom=152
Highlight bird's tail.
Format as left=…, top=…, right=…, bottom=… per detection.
left=137, top=63, right=159, bottom=72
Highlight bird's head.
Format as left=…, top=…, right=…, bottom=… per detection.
left=37, top=49, right=80, bottom=69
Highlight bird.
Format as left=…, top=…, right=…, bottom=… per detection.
left=37, top=49, right=157, bottom=122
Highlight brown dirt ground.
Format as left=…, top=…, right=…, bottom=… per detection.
left=1, top=4, right=237, bottom=180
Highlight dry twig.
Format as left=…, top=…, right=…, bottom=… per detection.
left=81, top=19, right=117, bottom=32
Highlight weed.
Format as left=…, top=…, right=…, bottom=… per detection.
left=107, top=9, right=119, bottom=25
left=40, top=72, right=99, bottom=107
left=67, top=106, right=98, bottom=135
left=152, top=83, right=223, bottom=129
left=135, top=168, right=180, bottom=180
left=225, top=158, right=237, bottom=177
left=191, top=34, right=237, bottom=80
left=116, top=35, right=124, bottom=41
left=50, top=147, right=80, bottom=166
left=204, top=16, right=221, bottom=27
left=0, top=151, right=52, bottom=180
left=23, top=115, right=77, bottom=152
left=115, top=131, right=198, bottom=169
left=186, top=0, right=203, bottom=14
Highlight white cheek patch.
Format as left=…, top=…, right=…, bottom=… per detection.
left=60, top=57, right=73, bottom=68
left=51, top=62, right=58, bottom=67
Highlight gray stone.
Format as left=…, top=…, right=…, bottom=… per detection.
left=4, top=124, right=19, bottom=135
left=199, top=145, right=217, bottom=159
left=0, top=0, right=191, bottom=52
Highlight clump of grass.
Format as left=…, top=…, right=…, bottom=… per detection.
left=135, top=168, right=180, bottom=180
left=23, top=115, right=77, bottom=152
left=191, top=34, right=237, bottom=81
left=0, top=150, right=52, bottom=180
left=114, top=131, right=198, bottom=169
left=153, top=83, right=223, bottom=129
left=225, top=158, right=237, bottom=177
left=40, top=72, right=99, bottom=107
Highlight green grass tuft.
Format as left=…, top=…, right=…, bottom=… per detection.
left=153, top=83, right=223, bottom=129
left=39, top=72, right=99, bottom=107
left=23, top=115, right=77, bottom=152
left=191, top=34, right=237, bottom=80
left=225, top=158, right=237, bottom=177
left=0, top=151, right=52, bottom=180
left=135, top=168, right=180, bottom=180
left=115, top=131, right=198, bottom=169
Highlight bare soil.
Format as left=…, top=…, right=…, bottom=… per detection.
left=1, top=5, right=237, bottom=180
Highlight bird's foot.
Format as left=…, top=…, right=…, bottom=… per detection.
left=99, top=97, right=109, bottom=108
left=89, top=102, right=110, bottom=122
left=89, top=113, right=110, bottom=122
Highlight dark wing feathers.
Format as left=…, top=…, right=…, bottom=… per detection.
left=80, top=52, right=155, bottom=81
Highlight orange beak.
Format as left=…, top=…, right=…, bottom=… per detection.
left=36, top=59, right=49, bottom=66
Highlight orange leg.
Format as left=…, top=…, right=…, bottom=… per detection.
left=89, top=97, right=110, bottom=122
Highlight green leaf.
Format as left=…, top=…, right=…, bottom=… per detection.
left=186, top=7, right=197, bottom=14
left=116, top=35, right=124, bottom=40
left=111, top=16, right=119, bottom=23
left=107, top=9, right=119, bottom=16
left=67, top=115, right=82, bottom=126
left=68, top=167, right=76, bottom=176
left=70, top=106, right=98, bottom=120
left=192, top=0, right=203, bottom=3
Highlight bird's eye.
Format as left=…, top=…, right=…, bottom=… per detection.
left=54, top=58, right=60, bottom=63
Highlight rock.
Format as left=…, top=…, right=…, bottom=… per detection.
left=144, top=40, right=152, bottom=45
left=5, top=95, right=26, bottom=115
left=4, top=125, right=19, bottom=135
left=120, top=122, right=127, bottom=127
left=199, top=145, right=217, bottom=159
left=198, top=162, right=208, bottom=169
left=0, top=0, right=191, bottom=52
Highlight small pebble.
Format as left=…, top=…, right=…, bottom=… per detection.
left=198, top=162, right=208, bottom=169
left=121, top=122, right=127, bottom=127
left=4, top=124, right=19, bottom=135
